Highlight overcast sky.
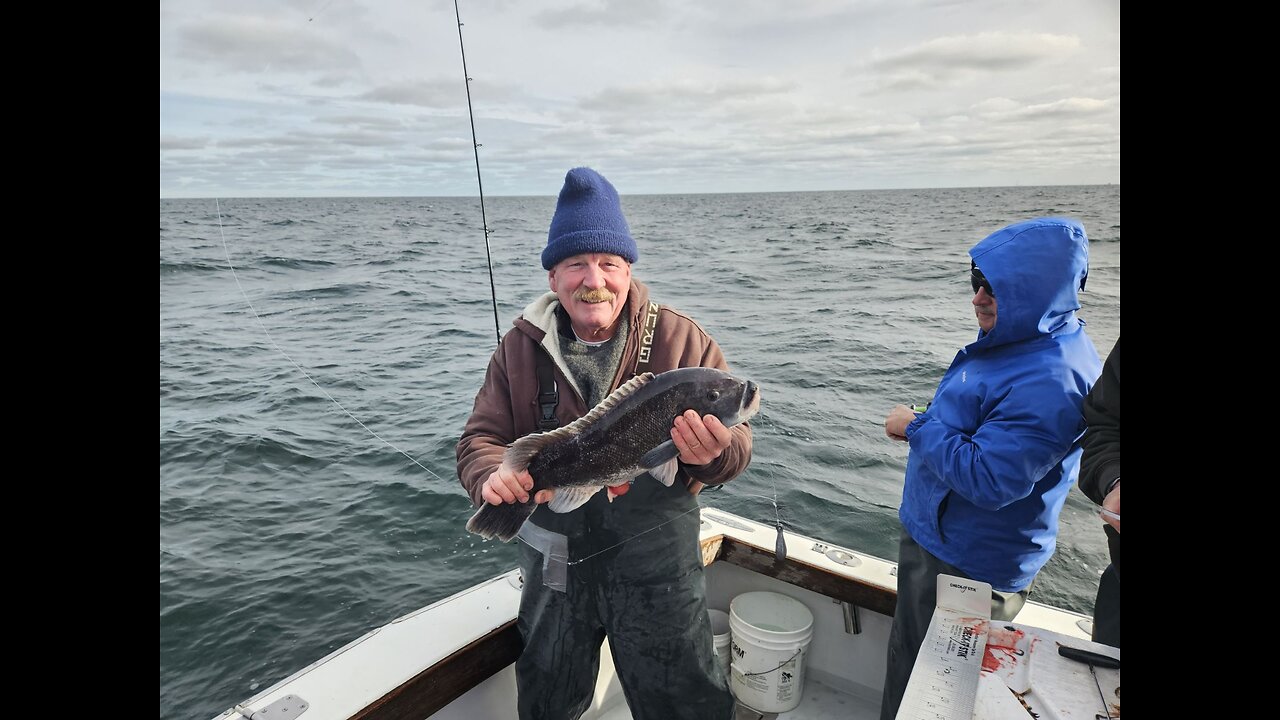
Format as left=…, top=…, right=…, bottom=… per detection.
left=160, top=0, right=1120, bottom=198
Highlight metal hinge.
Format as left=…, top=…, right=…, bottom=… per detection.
left=237, top=695, right=309, bottom=720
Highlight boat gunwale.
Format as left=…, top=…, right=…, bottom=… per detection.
left=221, top=507, right=1092, bottom=720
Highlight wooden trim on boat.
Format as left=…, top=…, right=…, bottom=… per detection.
left=350, top=530, right=896, bottom=719
left=353, top=620, right=522, bottom=720
left=713, top=536, right=897, bottom=616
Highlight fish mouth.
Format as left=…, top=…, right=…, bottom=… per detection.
left=741, top=381, right=761, bottom=419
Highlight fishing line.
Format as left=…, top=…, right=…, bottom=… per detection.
left=511, top=473, right=788, bottom=565
left=215, top=199, right=449, bottom=485
left=561, top=479, right=791, bottom=564
left=732, top=478, right=790, bottom=561
left=306, top=0, right=334, bottom=23
left=453, top=0, right=502, bottom=345
left=446, top=7, right=788, bottom=556
left=524, top=504, right=706, bottom=566
left=734, top=490, right=789, bottom=528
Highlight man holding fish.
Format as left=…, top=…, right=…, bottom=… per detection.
left=457, top=167, right=754, bottom=720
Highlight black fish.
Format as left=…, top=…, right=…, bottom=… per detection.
left=466, top=367, right=761, bottom=541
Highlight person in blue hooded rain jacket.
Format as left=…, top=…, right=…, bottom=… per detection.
left=877, top=217, right=1102, bottom=720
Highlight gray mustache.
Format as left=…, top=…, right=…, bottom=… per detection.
left=574, top=288, right=615, bottom=303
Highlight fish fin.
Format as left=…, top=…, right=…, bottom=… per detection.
left=466, top=500, right=537, bottom=542
left=559, top=372, right=655, bottom=436
left=503, top=372, right=657, bottom=470
left=647, top=458, right=680, bottom=488
left=547, top=486, right=601, bottom=513
left=504, top=432, right=558, bottom=472
left=639, top=440, right=680, bottom=472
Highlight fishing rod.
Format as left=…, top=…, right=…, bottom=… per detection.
left=214, top=196, right=778, bottom=560
left=211, top=4, right=498, bottom=485
left=445, top=7, right=787, bottom=557
left=454, top=0, right=502, bottom=345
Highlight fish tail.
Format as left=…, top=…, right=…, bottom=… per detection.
left=466, top=500, right=537, bottom=542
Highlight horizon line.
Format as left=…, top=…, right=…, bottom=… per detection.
left=160, top=181, right=1120, bottom=201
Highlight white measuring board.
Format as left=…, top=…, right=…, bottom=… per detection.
left=895, top=574, right=992, bottom=720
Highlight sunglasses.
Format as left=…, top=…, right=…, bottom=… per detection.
left=970, top=266, right=994, bottom=297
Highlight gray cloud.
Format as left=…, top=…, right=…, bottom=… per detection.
left=532, top=0, right=667, bottom=29
left=360, top=79, right=468, bottom=108
left=176, top=15, right=363, bottom=77
left=869, top=32, right=1081, bottom=90
left=160, top=1, right=1119, bottom=197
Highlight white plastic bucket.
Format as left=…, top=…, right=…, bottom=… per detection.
left=708, top=608, right=731, bottom=678
left=728, top=591, right=814, bottom=713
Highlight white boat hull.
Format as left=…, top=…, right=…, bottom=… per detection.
left=216, top=508, right=1107, bottom=720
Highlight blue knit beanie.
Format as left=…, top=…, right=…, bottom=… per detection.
left=541, top=167, right=638, bottom=270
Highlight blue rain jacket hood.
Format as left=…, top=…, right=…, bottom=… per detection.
left=898, top=218, right=1102, bottom=592
left=968, top=217, right=1090, bottom=348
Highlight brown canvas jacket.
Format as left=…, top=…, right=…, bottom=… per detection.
left=457, top=278, right=753, bottom=507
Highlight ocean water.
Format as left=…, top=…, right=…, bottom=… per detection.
left=159, top=186, right=1120, bottom=720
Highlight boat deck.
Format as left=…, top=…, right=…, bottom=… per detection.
left=594, top=674, right=880, bottom=720
left=218, top=508, right=1100, bottom=720
left=587, top=551, right=890, bottom=720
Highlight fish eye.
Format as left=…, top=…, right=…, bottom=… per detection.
left=709, top=390, right=721, bottom=400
